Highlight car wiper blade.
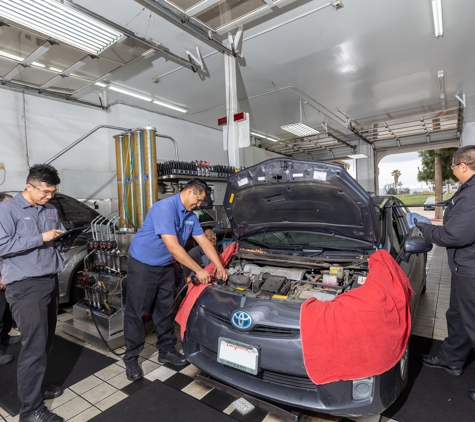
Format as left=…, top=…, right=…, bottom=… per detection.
left=305, top=244, right=369, bottom=255
left=241, top=238, right=303, bottom=251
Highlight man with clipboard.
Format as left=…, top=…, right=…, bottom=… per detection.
left=0, top=164, right=74, bottom=422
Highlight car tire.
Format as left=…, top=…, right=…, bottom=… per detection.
left=69, top=264, right=85, bottom=305
left=399, top=342, right=409, bottom=392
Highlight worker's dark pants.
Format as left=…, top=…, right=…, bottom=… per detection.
left=123, top=257, right=176, bottom=364
left=5, top=276, right=58, bottom=418
left=0, top=290, right=14, bottom=341
left=438, top=272, right=475, bottom=368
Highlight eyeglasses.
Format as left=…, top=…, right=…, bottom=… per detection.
left=205, top=233, right=217, bottom=238
left=193, top=193, right=206, bottom=204
left=451, top=163, right=461, bottom=170
left=29, top=183, right=57, bottom=196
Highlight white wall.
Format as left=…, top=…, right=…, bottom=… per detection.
left=0, top=89, right=286, bottom=199
left=0, top=90, right=227, bottom=198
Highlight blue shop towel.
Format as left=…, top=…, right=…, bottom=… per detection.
left=406, top=213, right=432, bottom=228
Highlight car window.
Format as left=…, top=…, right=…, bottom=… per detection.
left=388, top=207, right=405, bottom=256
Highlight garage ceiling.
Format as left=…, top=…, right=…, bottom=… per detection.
left=0, top=0, right=473, bottom=160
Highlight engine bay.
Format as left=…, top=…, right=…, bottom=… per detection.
left=215, top=252, right=370, bottom=302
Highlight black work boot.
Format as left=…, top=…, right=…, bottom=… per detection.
left=125, top=359, right=143, bottom=381
left=0, top=349, right=13, bottom=365
left=158, top=350, right=188, bottom=366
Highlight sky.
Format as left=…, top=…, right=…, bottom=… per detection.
left=378, top=151, right=425, bottom=191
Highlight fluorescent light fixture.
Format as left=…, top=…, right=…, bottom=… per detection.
left=431, top=0, right=443, bottom=38
left=250, top=131, right=279, bottom=142
left=281, top=123, right=319, bottom=137
left=94, top=83, right=188, bottom=113
left=152, top=99, right=187, bottom=113
left=0, top=0, right=124, bottom=54
left=0, top=51, right=23, bottom=61
left=49, top=67, right=64, bottom=73
left=31, top=62, right=46, bottom=68
left=347, top=153, right=368, bottom=159
left=109, top=86, right=152, bottom=102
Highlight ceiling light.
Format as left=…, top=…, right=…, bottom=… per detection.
left=280, top=101, right=320, bottom=137
left=347, top=153, right=368, bottom=159
left=49, top=67, right=64, bottom=73
left=431, top=0, right=443, bottom=38
left=250, top=131, right=279, bottom=142
left=281, top=123, right=319, bottom=137
left=152, top=99, right=187, bottom=113
left=31, top=62, right=46, bottom=68
left=0, top=0, right=124, bottom=54
left=108, top=86, right=152, bottom=102
left=0, top=51, right=23, bottom=61
left=94, top=83, right=188, bottom=113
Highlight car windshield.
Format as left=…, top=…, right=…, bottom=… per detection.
left=245, top=231, right=374, bottom=249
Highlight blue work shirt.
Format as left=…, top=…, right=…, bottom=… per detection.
left=129, top=193, right=203, bottom=266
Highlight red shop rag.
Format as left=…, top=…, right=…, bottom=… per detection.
left=175, top=242, right=238, bottom=339
left=300, top=249, right=414, bottom=385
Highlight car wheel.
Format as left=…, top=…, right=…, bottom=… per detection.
left=400, top=342, right=409, bottom=392
left=69, top=264, right=85, bottom=305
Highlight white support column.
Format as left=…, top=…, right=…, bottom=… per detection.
left=355, top=142, right=376, bottom=194
left=224, top=52, right=240, bottom=168
left=461, top=122, right=475, bottom=146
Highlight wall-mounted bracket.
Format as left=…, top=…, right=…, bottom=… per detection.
left=455, top=93, right=466, bottom=108
left=186, top=47, right=204, bottom=72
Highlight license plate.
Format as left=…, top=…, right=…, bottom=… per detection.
left=217, top=337, right=259, bottom=375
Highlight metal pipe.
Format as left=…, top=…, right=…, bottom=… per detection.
left=132, top=129, right=146, bottom=228
left=45, top=125, right=130, bottom=164
left=155, top=133, right=180, bottom=161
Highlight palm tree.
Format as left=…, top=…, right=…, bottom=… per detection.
left=391, top=169, right=402, bottom=194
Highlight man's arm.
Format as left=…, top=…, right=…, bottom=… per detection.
left=194, top=234, right=228, bottom=282
left=161, top=235, right=212, bottom=284
left=417, top=196, right=475, bottom=247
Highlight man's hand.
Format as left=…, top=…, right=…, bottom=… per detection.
left=42, top=229, right=65, bottom=242
left=0, top=282, right=5, bottom=291
left=215, top=266, right=228, bottom=282
left=194, top=268, right=211, bottom=285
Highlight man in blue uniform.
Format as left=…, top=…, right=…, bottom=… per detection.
left=0, top=165, right=69, bottom=422
left=123, top=179, right=228, bottom=381
left=414, top=146, right=475, bottom=403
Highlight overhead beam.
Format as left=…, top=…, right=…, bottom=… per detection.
left=140, top=0, right=236, bottom=56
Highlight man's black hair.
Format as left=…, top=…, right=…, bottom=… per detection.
left=202, top=226, right=214, bottom=232
left=27, top=164, right=61, bottom=186
left=453, top=145, right=475, bottom=172
left=183, top=178, right=210, bottom=196
left=0, top=192, right=12, bottom=202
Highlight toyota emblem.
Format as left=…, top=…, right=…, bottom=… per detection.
left=231, top=311, right=252, bottom=330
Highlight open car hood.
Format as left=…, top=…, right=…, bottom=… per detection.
left=223, top=158, right=379, bottom=244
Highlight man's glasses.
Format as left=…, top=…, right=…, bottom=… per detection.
left=29, top=183, right=57, bottom=196
left=205, top=233, right=217, bottom=239
left=450, top=162, right=472, bottom=171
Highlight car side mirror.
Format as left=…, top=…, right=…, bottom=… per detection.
left=402, top=236, right=433, bottom=262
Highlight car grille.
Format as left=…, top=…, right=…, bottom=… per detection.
left=199, top=345, right=316, bottom=391
left=204, top=309, right=300, bottom=337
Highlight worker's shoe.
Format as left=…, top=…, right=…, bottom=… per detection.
left=469, top=389, right=475, bottom=402
left=2, top=335, right=21, bottom=345
left=0, top=350, right=13, bottom=365
left=125, top=359, right=143, bottom=381
left=158, top=350, right=188, bottom=366
left=19, top=408, right=64, bottom=422
left=43, top=385, right=64, bottom=400
left=421, top=355, right=463, bottom=376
